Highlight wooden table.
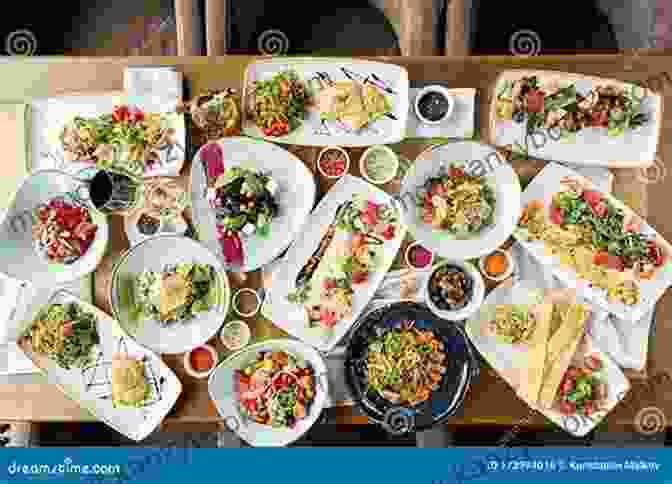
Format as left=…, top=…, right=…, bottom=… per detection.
left=1, top=55, right=671, bottom=433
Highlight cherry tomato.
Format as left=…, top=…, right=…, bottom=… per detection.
left=583, top=400, right=595, bottom=416
left=352, top=271, right=369, bottom=284
left=112, top=105, right=130, bottom=123
left=525, top=89, right=545, bottom=113
left=592, top=251, right=610, bottom=267
left=591, top=111, right=609, bottom=127
left=382, top=224, right=396, bottom=240
left=565, top=367, right=580, bottom=379
left=582, top=189, right=603, bottom=206
left=323, top=278, right=337, bottom=290
left=448, top=167, right=464, bottom=177
left=129, top=107, right=144, bottom=123
left=549, top=203, right=564, bottom=225
left=62, top=321, right=73, bottom=338
left=585, top=355, right=603, bottom=371
left=559, top=400, right=577, bottom=415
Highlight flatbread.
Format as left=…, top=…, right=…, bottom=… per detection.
left=519, top=302, right=554, bottom=404
left=159, top=272, right=191, bottom=319
left=111, top=355, right=149, bottom=407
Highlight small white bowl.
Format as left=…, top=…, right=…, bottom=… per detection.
left=183, top=344, right=219, bottom=379
left=414, top=85, right=455, bottom=125
left=359, top=145, right=399, bottom=185
left=220, top=320, right=252, bottom=351
left=316, top=146, right=350, bottom=179
left=231, top=287, right=262, bottom=318
left=478, top=249, right=515, bottom=282
left=136, top=212, right=164, bottom=237
left=404, top=242, right=434, bottom=270
left=424, top=260, right=485, bottom=321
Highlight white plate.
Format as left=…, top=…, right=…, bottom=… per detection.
left=190, top=136, right=317, bottom=272
left=265, top=175, right=405, bottom=352
left=208, top=338, right=328, bottom=447
left=514, top=162, right=672, bottom=322
left=490, top=70, right=662, bottom=168
left=465, top=279, right=630, bottom=437
left=0, top=169, right=109, bottom=287
left=242, top=58, right=409, bottom=147
left=17, top=290, right=182, bottom=441
left=399, top=141, right=521, bottom=260
left=30, top=92, right=186, bottom=178
left=109, top=234, right=230, bottom=355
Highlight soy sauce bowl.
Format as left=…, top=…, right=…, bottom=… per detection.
left=414, top=86, right=454, bottom=125
left=424, top=260, right=484, bottom=321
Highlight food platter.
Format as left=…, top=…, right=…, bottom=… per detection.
left=263, top=174, right=405, bottom=352
left=490, top=69, right=662, bottom=168
left=242, top=58, right=409, bottom=147
left=466, top=280, right=630, bottom=437
left=16, top=290, right=182, bottom=441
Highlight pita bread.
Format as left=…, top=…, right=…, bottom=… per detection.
left=111, top=355, right=148, bottom=406
left=518, top=302, right=554, bottom=404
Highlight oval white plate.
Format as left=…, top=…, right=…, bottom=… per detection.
left=400, top=141, right=521, bottom=260
left=0, top=169, right=109, bottom=287
left=190, top=137, right=316, bottom=272
left=109, top=234, right=230, bottom=355
left=208, top=338, right=329, bottom=447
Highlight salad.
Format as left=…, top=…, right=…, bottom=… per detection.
left=519, top=176, right=667, bottom=305
left=133, top=263, right=217, bottom=325
left=246, top=70, right=310, bottom=137
left=556, top=355, right=607, bottom=416
left=489, top=304, right=537, bottom=344
left=496, top=76, right=648, bottom=138
left=60, top=105, right=178, bottom=177
left=32, top=198, right=98, bottom=264
left=287, top=195, right=398, bottom=329
left=415, top=164, right=495, bottom=237
left=205, top=166, right=280, bottom=265
left=237, top=350, right=316, bottom=428
left=22, top=302, right=100, bottom=370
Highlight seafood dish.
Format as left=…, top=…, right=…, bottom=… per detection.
left=237, top=350, right=316, bottom=428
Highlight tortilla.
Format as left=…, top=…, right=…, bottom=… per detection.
left=111, top=355, right=149, bottom=407
left=538, top=303, right=589, bottom=408
left=518, top=302, right=554, bottom=404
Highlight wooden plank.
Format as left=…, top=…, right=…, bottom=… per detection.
left=175, top=0, right=199, bottom=56
left=445, top=0, right=468, bottom=56
left=206, top=0, right=227, bottom=56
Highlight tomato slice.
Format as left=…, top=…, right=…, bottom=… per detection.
left=525, top=89, right=545, bottom=113
left=592, top=251, right=610, bottom=267
left=585, top=355, right=603, bottom=371
left=448, top=167, right=464, bottom=177
left=606, top=254, right=624, bottom=271
left=549, top=203, right=564, bottom=225
left=591, top=111, right=609, bottom=127
left=559, top=400, right=577, bottom=415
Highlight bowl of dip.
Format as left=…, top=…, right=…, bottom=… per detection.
left=414, top=85, right=454, bottom=125
left=184, top=344, right=219, bottom=379
left=317, top=146, right=350, bottom=179
left=359, top=145, right=399, bottom=185
left=136, top=212, right=163, bottom=236
left=220, top=320, right=252, bottom=351
left=405, top=242, right=434, bottom=270
left=478, top=248, right=514, bottom=282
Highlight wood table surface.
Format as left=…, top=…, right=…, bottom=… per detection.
left=1, top=56, right=671, bottom=432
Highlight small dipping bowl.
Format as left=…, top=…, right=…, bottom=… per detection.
left=220, top=320, right=252, bottom=352
left=424, top=260, right=485, bottom=322
left=359, top=145, right=399, bottom=185
left=478, top=248, right=515, bottom=282
left=414, top=85, right=455, bottom=125
left=231, top=287, right=262, bottom=318
left=136, top=212, right=163, bottom=236
left=317, top=146, right=350, bottom=179
left=405, top=242, right=434, bottom=270
left=183, top=344, right=219, bottom=379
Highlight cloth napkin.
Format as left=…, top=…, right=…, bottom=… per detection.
left=262, top=162, right=652, bottom=406
left=405, top=87, right=476, bottom=140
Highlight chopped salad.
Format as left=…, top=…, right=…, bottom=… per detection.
left=133, top=263, right=217, bottom=325
left=32, top=198, right=98, bottom=264
left=415, top=164, right=496, bottom=237
left=247, top=70, right=310, bottom=137
left=556, top=355, right=607, bottom=417
left=237, top=350, right=316, bottom=428
left=23, top=302, right=100, bottom=370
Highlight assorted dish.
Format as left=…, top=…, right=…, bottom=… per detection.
left=317, top=146, right=350, bottom=179
left=424, top=260, right=485, bottom=321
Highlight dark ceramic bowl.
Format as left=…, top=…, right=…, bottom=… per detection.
left=344, top=301, right=479, bottom=434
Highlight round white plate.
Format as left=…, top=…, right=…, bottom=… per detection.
left=109, top=234, right=230, bottom=355
left=190, top=136, right=317, bottom=272
left=400, top=141, right=521, bottom=260
left=0, top=169, right=109, bottom=287
left=208, top=338, right=329, bottom=447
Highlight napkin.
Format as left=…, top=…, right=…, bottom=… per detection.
left=405, top=87, right=476, bottom=140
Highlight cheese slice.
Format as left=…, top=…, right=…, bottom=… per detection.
left=159, top=272, right=191, bottom=320
left=111, top=355, right=149, bottom=407
left=538, top=303, right=589, bottom=408
left=519, top=302, right=554, bottom=405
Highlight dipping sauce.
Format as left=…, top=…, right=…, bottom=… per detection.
left=417, top=91, right=450, bottom=122
left=233, top=289, right=260, bottom=316
left=483, top=252, right=509, bottom=277
left=428, top=265, right=473, bottom=311
left=189, top=347, right=215, bottom=373
left=408, top=244, right=433, bottom=269
left=221, top=320, right=251, bottom=351
left=319, top=149, right=348, bottom=178
left=137, top=213, right=161, bottom=235
left=363, top=148, right=397, bottom=183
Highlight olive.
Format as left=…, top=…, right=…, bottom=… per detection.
left=512, top=111, right=525, bottom=123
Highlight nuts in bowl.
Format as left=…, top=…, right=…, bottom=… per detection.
left=424, top=260, right=485, bottom=321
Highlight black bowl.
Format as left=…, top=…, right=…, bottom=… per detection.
left=344, top=301, right=479, bottom=434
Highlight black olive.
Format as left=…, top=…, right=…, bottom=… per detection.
left=512, top=111, right=525, bottom=123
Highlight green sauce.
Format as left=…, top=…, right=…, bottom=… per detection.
left=364, top=149, right=395, bottom=182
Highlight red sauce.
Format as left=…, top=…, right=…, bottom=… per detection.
left=410, top=245, right=433, bottom=268
left=190, top=347, right=214, bottom=372
left=319, top=150, right=347, bottom=177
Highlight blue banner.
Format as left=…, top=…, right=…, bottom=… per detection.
left=0, top=447, right=668, bottom=484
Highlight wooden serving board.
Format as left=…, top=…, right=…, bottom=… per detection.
left=489, top=69, right=663, bottom=168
